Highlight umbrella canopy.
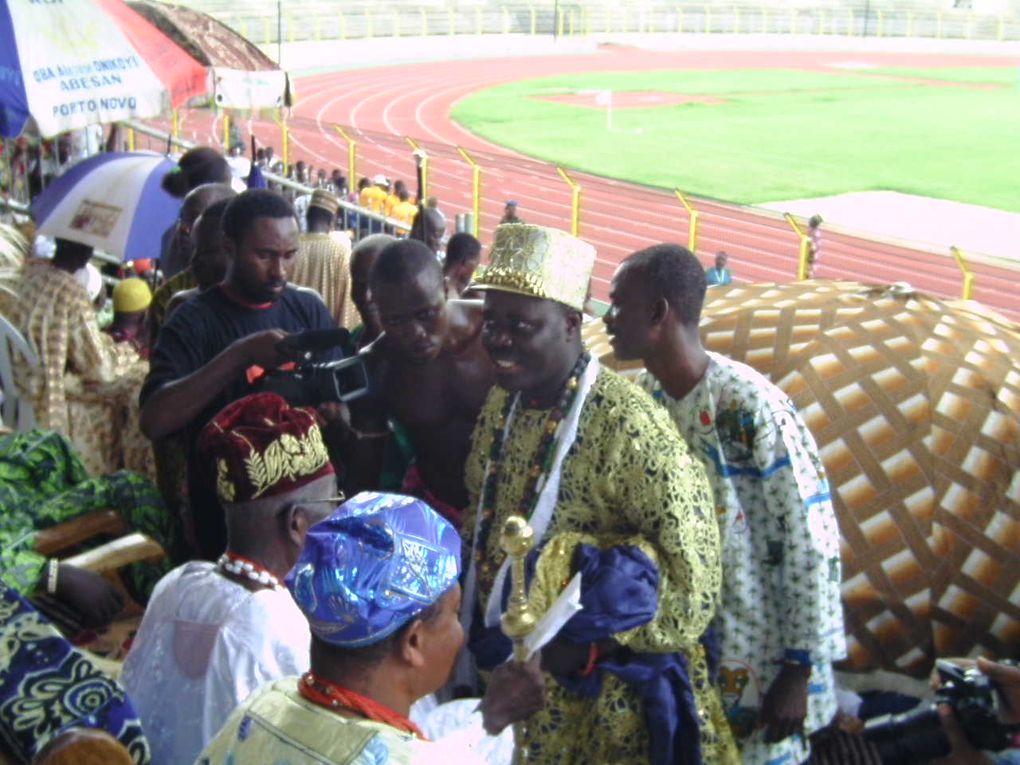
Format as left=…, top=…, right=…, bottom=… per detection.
left=31, top=151, right=180, bottom=262
left=0, top=0, right=208, bottom=139
left=583, top=280, right=1020, bottom=677
left=127, top=1, right=292, bottom=110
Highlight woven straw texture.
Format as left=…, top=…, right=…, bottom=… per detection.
left=583, top=281, right=1020, bottom=677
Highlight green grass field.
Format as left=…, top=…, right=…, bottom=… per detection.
left=451, top=67, right=1020, bottom=212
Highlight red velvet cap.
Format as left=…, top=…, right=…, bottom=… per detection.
left=198, top=393, right=334, bottom=504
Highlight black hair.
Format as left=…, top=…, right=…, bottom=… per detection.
left=194, top=198, right=232, bottom=235
left=162, top=147, right=232, bottom=198
left=307, top=205, right=335, bottom=231
left=370, top=238, right=441, bottom=287
left=221, top=189, right=296, bottom=247
left=624, top=244, right=706, bottom=326
left=444, top=232, right=481, bottom=272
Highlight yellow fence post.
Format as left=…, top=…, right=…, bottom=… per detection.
left=171, top=110, right=180, bottom=141
left=314, top=15, right=321, bottom=41
left=555, top=167, right=582, bottom=236
left=950, top=246, right=975, bottom=300
left=530, top=6, right=537, bottom=35
left=673, top=190, right=700, bottom=254
left=456, top=147, right=482, bottom=239
left=906, top=11, right=913, bottom=37
left=405, top=137, right=428, bottom=199
left=877, top=10, right=884, bottom=36
left=222, top=112, right=231, bottom=152
left=502, top=8, right=510, bottom=35
left=761, top=6, right=768, bottom=33
left=421, top=9, right=428, bottom=36
left=605, top=4, right=612, bottom=34
left=783, top=213, right=812, bottom=280
left=704, top=5, right=712, bottom=32
left=475, top=8, right=483, bottom=35
left=998, top=14, right=1005, bottom=41
left=241, top=21, right=249, bottom=40
left=734, top=7, right=741, bottom=34
left=449, top=10, right=455, bottom=35
left=334, top=126, right=357, bottom=187
left=394, top=12, right=401, bottom=37
left=677, top=7, right=684, bottom=33
left=126, top=126, right=136, bottom=152
left=937, top=10, right=944, bottom=38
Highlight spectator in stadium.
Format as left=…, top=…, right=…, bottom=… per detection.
left=140, top=189, right=340, bottom=559
left=348, top=234, right=395, bottom=351
left=386, top=179, right=408, bottom=220
left=390, top=187, right=419, bottom=231
left=345, top=239, right=494, bottom=526
left=443, top=231, right=481, bottom=299
left=160, top=147, right=233, bottom=279
left=149, top=183, right=237, bottom=347
left=410, top=206, right=446, bottom=259
left=807, top=214, right=823, bottom=278
left=464, top=224, right=735, bottom=765
left=426, top=195, right=448, bottom=231
left=3, top=235, right=150, bottom=477
left=360, top=174, right=390, bottom=234
left=291, top=189, right=357, bottom=328
left=605, top=244, right=845, bottom=765
left=705, top=250, right=733, bottom=286
left=123, top=392, right=338, bottom=765
left=107, top=277, right=153, bottom=358
left=500, top=199, right=523, bottom=224
left=155, top=198, right=236, bottom=552
left=198, top=492, right=544, bottom=765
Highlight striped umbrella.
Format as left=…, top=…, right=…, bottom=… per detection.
left=0, top=0, right=208, bottom=138
left=31, top=151, right=180, bottom=262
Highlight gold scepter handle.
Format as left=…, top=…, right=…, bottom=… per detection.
left=499, top=515, right=537, bottom=763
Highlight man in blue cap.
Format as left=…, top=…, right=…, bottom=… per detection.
left=197, top=492, right=544, bottom=764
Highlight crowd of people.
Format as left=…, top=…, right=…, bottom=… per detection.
left=0, top=140, right=1016, bottom=765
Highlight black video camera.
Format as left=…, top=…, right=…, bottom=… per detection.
left=863, top=659, right=1020, bottom=764
left=258, top=328, right=372, bottom=407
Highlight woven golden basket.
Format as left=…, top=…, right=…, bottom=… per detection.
left=583, top=281, right=1020, bottom=677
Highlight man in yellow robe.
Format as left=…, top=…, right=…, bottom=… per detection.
left=462, top=223, right=739, bottom=764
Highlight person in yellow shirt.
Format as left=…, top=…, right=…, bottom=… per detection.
left=359, top=175, right=389, bottom=234
left=390, top=189, right=419, bottom=232
left=385, top=179, right=408, bottom=219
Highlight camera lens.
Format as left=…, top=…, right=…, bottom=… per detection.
left=863, top=705, right=950, bottom=764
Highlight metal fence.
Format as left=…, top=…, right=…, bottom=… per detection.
left=175, top=2, right=1020, bottom=44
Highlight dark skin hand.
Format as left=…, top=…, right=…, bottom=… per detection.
left=479, top=653, right=547, bottom=735
left=759, top=663, right=810, bottom=743
left=54, top=564, right=124, bottom=628
left=540, top=638, right=620, bottom=676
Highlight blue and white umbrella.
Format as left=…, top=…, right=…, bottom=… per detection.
left=31, top=151, right=180, bottom=262
left=0, top=0, right=208, bottom=138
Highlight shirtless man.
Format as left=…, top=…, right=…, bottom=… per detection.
left=347, top=239, right=493, bottom=526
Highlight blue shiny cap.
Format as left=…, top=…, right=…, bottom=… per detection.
left=286, top=492, right=461, bottom=648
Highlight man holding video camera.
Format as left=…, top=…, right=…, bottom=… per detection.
left=141, top=189, right=340, bottom=559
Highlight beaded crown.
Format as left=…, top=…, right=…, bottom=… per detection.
left=471, top=223, right=596, bottom=311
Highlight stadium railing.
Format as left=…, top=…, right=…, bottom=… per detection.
left=171, top=1, right=1020, bottom=44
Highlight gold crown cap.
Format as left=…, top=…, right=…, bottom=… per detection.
left=471, top=223, right=596, bottom=311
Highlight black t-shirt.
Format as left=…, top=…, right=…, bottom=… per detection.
left=142, top=285, right=338, bottom=423
left=142, top=285, right=339, bottom=558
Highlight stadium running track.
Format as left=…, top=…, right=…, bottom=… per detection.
left=199, top=45, right=1020, bottom=320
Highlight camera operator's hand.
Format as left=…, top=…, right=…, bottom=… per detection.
left=759, top=662, right=810, bottom=743
left=977, top=657, right=1020, bottom=725
left=930, top=705, right=995, bottom=765
left=235, top=329, right=294, bottom=369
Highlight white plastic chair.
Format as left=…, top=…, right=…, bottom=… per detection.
left=0, top=314, right=38, bottom=431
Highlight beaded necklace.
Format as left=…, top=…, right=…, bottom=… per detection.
left=473, top=352, right=590, bottom=594
left=216, top=552, right=282, bottom=590
left=298, top=672, right=426, bottom=739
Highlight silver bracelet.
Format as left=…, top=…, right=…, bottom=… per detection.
left=46, top=559, right=60, bottom=596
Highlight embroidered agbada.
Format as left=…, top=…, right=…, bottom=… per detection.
left=292, top=232, right=358, bottom=328
left=197, top=678, right=487, bottom=765
left=121, top=562, right=311, bottom=765
left=639, top=353, right=846, bottom=765
left=464, top=367, right=738, bottom=764
left=4, top=258, right=151, bottom=477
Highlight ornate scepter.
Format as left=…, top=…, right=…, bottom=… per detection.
left=500, top=515, right=537, bottom=762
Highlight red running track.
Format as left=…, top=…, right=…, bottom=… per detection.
left=203, top=45, right=1020, bottom=320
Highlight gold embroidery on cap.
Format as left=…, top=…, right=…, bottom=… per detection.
left=243, top=427, right=330, bottom=499
left=217, top=459, right=236, bottom=503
